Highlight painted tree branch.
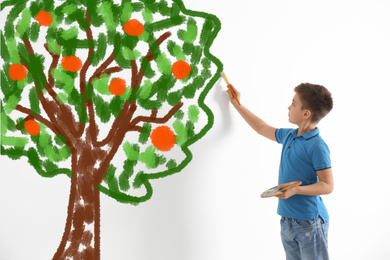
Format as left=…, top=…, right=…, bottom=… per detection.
left=130, top=101, right=183, bottom=128
left=96, top=103, right=137, bottom=147
left=15, top=104, right=59, bottom=134
left=94, top=31, right=173, bottom=148
left=79, top=11, right=99, bottom=143
left=89, top=58, right=136, bottom=147
left=23, top=39, right=82, bottom=142
left=131, top=59, right=140, bottom=88
left=145, top=32, right=172, bottom=62
left=96, top=104, right=137, bottom=183
left=80, top=47, right=118, bottom=143
left=21, top=40, right=66, bottom=137
left=23, top=39, right=34, bottom=56
left=88, top=50, right=116, bottom=83
left=103, top=66, right=123, bottom=76
left=151, top=109, right=158, bottom=118
left=43, top=43, right=82, bottom=139
left=96, top=101, right=183, bottom=184
left=80, top=14, right=94, bottom=94
left=133, top=31, right=173, bottom=86
left=43, top=43, right=61, bottom=103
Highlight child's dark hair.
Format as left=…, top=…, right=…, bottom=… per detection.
left=294, top=83, right=333, bottom=123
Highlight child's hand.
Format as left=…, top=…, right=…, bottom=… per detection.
left=275, top=187, right=299, bottom=199
left=226, top=84, right=241, bottom=105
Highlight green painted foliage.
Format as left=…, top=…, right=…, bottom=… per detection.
left=1, top=0, right=223, bottom=205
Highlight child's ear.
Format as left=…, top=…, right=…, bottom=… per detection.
left=303, top=110, right=312, bottom=120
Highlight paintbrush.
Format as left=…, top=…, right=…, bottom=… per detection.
left=221, top=72, right=240, bottom=105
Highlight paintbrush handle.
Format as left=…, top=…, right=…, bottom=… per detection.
left=227, top=84, right=241, bottom=106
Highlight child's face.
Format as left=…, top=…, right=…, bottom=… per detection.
left=288, top=93, right=307, bottom=125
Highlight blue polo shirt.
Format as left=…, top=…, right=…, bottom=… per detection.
left=275, top=128, right=331, bottom=222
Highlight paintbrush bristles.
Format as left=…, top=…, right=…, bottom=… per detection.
left=220, top=72, right=230, bottom=85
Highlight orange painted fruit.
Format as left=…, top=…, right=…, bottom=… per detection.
left=172, top=60, right=191, bottom=80
left=61, top=56, right=83, bottom=72
left=36, top=11, right=53, bottom=27
left=24, top=120, right=41, bottom=136
left=8, top=64, right=28, bottom=81
left=124, top=19, right=144, bottom=37
left=150, top=126, right=177, bottom=152
left=109, top=78, right=127, bottom=96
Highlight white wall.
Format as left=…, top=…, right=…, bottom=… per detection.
left=1, top=0, right=390, bottom=259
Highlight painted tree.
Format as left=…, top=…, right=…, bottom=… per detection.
left=0, top=0, right=222, bottom=258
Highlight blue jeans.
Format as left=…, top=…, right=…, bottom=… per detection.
left=280, top=216, right=329, bottom=260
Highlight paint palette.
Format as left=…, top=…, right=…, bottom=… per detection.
left=260, top=181, right=302, bottom=198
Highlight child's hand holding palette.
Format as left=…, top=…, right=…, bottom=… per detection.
left=260, top=181, right=302, bottom=198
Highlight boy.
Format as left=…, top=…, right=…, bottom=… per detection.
left=227, top=83, right=334, bottom=260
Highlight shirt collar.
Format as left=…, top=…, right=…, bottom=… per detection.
left=295, top=127, right=320, bottom=140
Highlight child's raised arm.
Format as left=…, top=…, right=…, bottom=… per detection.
left=227, top=85, right=277, bottom=142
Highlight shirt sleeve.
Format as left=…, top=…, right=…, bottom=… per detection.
left=275, top=128, right=294, bottom=144
left=310, top=141, right=332, bottom=171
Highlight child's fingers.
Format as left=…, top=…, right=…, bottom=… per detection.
left=226, top=88, right=233, bottom=97
left=228, top=84, right=240, bottom=99
left=278, top=182, right=292, bottom=190
left=226, top=89, right=237, bottom=103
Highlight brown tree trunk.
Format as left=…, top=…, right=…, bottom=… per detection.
left=53, top=143, right=107, bottom=260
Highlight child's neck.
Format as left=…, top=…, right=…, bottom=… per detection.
left=297, top=121, right=317, bottom=136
